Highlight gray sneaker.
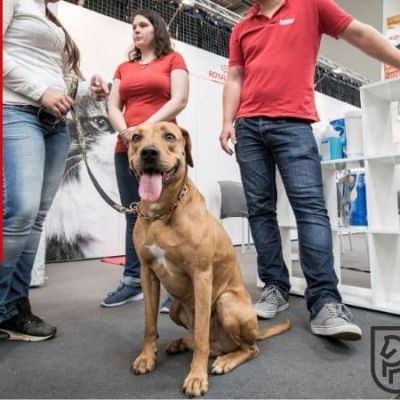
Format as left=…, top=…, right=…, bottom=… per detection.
left=311, top=303, right=362, bottom=341
left=254, top=285, right=289, bottom=319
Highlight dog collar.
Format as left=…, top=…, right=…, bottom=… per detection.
left=135, top=183, right=189, bottom=222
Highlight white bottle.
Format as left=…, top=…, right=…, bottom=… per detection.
left=345, top=110, right=363, bottom=158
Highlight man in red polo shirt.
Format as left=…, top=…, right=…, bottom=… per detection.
left=220, top=0, right=400, bottom=341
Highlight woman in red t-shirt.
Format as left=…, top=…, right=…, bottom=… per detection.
left=101, top=9, right=189, bottom=309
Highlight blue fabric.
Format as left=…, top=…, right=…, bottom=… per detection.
left=234, top=116, right=342, bottom=318
left=114, top=152, right=141, bottom=284
left=0, top=105, right=70, bottom=323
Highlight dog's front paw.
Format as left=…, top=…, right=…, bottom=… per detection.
left=131, top=352, right=156, bottom=375
left=182, top=369, right=208, bottom=397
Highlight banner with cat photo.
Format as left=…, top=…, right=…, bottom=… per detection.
left=31, top=93, right=122, bottom=284
left=45, top=95, right=123, bottom=262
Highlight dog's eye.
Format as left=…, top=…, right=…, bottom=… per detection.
left=132, top=134, right=142, bottom=143
left=164, top=132, right=176, bottom=142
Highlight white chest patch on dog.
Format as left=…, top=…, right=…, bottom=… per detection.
left=147, top=244, right=172, bottom=276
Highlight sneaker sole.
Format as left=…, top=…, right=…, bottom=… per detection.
left=255, top=303, right=289, bottom=319
left=160, top=307, right=170, bottom=314
left=311, top=324, right=362, bottom=341
left=100, top=292, right=144, bottom=308
left=0, top=328, right=55, bottom=342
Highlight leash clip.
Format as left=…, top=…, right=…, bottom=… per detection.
left=121, top=202, right=138, bottom=215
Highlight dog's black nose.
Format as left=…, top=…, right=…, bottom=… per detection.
left=140, top=146, right=160, bottom=162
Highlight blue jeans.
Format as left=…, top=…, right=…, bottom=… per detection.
left=0, top=105, right=71, bottom=323
left=114, top=152, right=141, bottom=286
left=235, top=117, right=341, bottom=319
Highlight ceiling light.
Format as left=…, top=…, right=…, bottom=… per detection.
left=182, top=0, right=196, bottom=7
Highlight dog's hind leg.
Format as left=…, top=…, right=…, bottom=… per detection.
left=166, top=299, right=194, bottom=355
left=166, top=335, right=193, bottom=354
left=211, top=291, right=260, bottom=374
left=211, top=346, right=260, bottom=375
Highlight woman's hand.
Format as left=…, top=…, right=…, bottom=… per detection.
left=39, top=88, right=74, bottom=118
left=90, top=74, right=109, bottom=101
left=121, top=126, right=136, bottom=146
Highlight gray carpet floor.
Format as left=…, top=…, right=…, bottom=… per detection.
left=0, top=248, right=399, bottom=399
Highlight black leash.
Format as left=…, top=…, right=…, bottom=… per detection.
left=69, top=77, right=138, bottom=215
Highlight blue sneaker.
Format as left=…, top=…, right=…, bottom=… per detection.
left=101, top=282, right=143, bottom=307
left=160, top=295, right=173, bottom=314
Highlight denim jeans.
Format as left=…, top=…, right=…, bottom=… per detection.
left=0, top=105, right=71, bottom=323
left=235, top=117, right=341, bottom=319
left=114, top=152, right=141, bottom=286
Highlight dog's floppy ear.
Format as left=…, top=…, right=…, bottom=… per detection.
left=180, top=126, right=194, bottom=168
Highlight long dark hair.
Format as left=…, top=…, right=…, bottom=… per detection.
left=46, top=8, right=83, bottom=78
left=128, top=9, right=173, bottom=61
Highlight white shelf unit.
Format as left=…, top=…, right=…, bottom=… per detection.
left=270, top=78, right=400, bottom=315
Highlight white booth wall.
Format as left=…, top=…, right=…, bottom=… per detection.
left=45, top=2, right=359, bottom=261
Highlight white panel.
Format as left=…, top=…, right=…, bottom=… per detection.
left=315, top=91, right=360, bottom=123
left=58, top=2, right=133, bottom=81
left=370, top=234, right=400, bottom=306
left=366, top=160, right=400, bottom=230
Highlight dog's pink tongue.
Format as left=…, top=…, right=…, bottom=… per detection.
left=139, top=173, right=162, bottom=203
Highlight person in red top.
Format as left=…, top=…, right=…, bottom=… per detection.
left=220, top=0, right=400, bottom=340
left=102, top=9, right=189, bottom=309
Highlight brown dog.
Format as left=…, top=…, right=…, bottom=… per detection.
left=127, top=122, right=290, bottom=397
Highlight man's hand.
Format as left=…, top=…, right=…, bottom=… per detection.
left=39, top=88, right=74, bottom=118
left=90, top=74, right=109, bottom=101
left=219, top=122, right=237, bottom=155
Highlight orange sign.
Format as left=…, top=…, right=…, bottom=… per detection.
left=384, top=15, right=400, bottom=80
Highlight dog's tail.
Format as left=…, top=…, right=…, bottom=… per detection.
left=256, top=319, right=291, bottom=341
